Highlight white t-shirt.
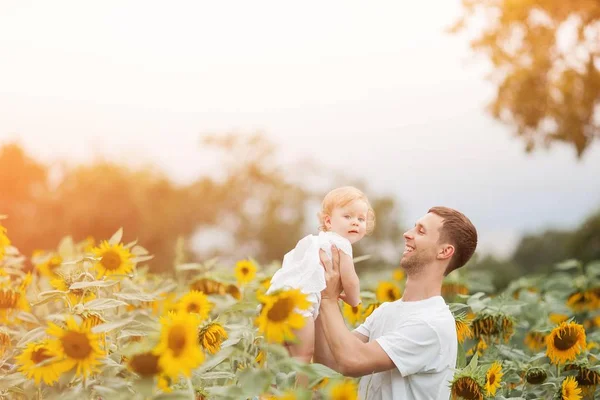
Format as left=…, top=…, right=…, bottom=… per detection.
left=354, top=296, right=457, bottom=400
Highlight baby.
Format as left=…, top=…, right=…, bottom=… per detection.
left=266, top=186, right=375, bottom=363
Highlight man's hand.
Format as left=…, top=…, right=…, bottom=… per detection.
left=319, top=245, right=343, bottom=301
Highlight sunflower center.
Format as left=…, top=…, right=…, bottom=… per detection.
left=0, top=290, right=19, bottom=309
left=101, top=250, right=122, bottom=271
left=129, top=352, right=161, bottom=377
left=352, top=306, right=359, bottom=314
left=61, top=331, right=93, bottom=359
left=168, top=325, right=187, bottom=357
left=489, top=374, right=496, bottom=385
left=187, top=302, right=201, bottom=313
left=31, top=347, right=53, bottom=364
left=387, top=289, right=396, bottom=300
left=266, top=297, right=295, bottom=322
left=553, top=328, right=579, bottom=351
left=241, top=267, right=249, bottom=275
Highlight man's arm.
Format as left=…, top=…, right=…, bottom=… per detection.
left=313, top=315, right=369, bottom=371
left=318, top=246, right=395, bottom=378
left=318, top=298, right=395, bottom=377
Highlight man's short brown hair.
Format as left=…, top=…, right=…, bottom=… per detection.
left=428, top=206, right=477, bottom=276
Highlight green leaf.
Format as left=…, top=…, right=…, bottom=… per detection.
left=236, top=368, right=273, bottom=396
left=456, top=340, right=466, bottom=369
left=554, top=259, right=581, bottom=271
left=92, top=318, right=134, bottom=334
left=70, top=280, right=120, bottom=290
left=85, top=298, right=128, bottom=311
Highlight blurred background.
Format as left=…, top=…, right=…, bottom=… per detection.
left=1, top=0, right=599, bottom=290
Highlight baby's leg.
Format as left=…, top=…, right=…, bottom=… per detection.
left=287, top=316, right=315, bottom=364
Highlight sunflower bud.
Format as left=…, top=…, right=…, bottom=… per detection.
left=525, top=367, right=547, bottom=384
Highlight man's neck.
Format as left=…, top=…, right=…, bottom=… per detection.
left=402, top=268, right=444, bottom=302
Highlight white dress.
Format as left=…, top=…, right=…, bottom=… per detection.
left=266, top=231, right=353, bottom=319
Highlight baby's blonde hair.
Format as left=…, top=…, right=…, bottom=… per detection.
left=317, top=186, right=376, bottom=235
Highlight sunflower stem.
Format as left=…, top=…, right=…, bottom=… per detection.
left=186, top=375, right=194, bottom=399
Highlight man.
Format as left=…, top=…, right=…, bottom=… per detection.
left=314, top=206, right=477, bottom=399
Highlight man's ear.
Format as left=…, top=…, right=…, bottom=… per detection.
left=438, top=244, right=455, bottom=261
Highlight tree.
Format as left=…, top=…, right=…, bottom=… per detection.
left=0, top=143, right=52, bottom=254
left=568, top=209, right=600, bottom=264
left=511, top=229, right=572, bottom=274
left=452, top=0, right=600, bottom=157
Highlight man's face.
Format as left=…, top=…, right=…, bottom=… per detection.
left=400, top=212, right=444, bottom=273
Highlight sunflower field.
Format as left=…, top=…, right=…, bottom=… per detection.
left=1, top=219, right=600, bottom=400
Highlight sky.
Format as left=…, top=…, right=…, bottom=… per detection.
left=1, top=0, right=599, bottom=257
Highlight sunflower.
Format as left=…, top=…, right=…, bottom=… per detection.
left=189, top=278, right=241, bottom=300
left=561, top=376, right=582, bottom=400
left=177, top=291, right=213, bottom=321
left=15, top=339, right=68, bottom=386
left=343, top=303, right=364, bottom=326
left=226, top=284, right=242, bottom=300
left=485, top=361, right=503, bottom=396
left=472, top=313, right=514, bottom=342
left=92, top=240, right=134, bottom=278
left=128, top=351, right=162, bottom=378
left=50, top=275, right=96, bottom=307
left=36, top=255, right=63, bottom=278
left=455, top=313, right=473, bottom=344
left=524, top=330, right=546, bottom=352
left=82, top=236, right=95, bottom=253
left=550, top=313, right=570, bottom=325
left=255, top=349, right=266, bottom=367
left=198, top=321, right=228, bottom=354
left=190, top=278, right=226, bottom=295
left=157, top=375, right=172, bottom=392
left=0, top=224, right=10, bottom=262
left=375, top=281, right=401, bottom=303
left=546, top=321, right=586, bottom=365
left=255, top=289, right=310, bottom=343
left=567, top=291, right=597, bottom=312
left=441, top=282, right=469, bottom=299
left=450, top=376, right=484, bottom=400
left=0, top=286, right=30, bottom=323
left=235, top=259, right=257, bottom=285
left=392, top=268, right=405, bottom=281
left=153, top=312, right=204, bottom=379
left=525, top=367, right=547, bottom=384
left=46, top=317, right=104, bottom=378
left=466, top=338, right=488, bottom=357
left=330, top=380, right=358, bottom=400
left=362, top=302, right=380, bottom=319
left=312, top=377, right=329, bottom=390
left=260, top=277, right=271, bottom=292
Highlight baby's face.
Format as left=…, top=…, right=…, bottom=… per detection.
left=325, top=200, right=369, bottom=244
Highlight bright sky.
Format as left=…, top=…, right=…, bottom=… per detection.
left=1, top=0, right=599, bottom=257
